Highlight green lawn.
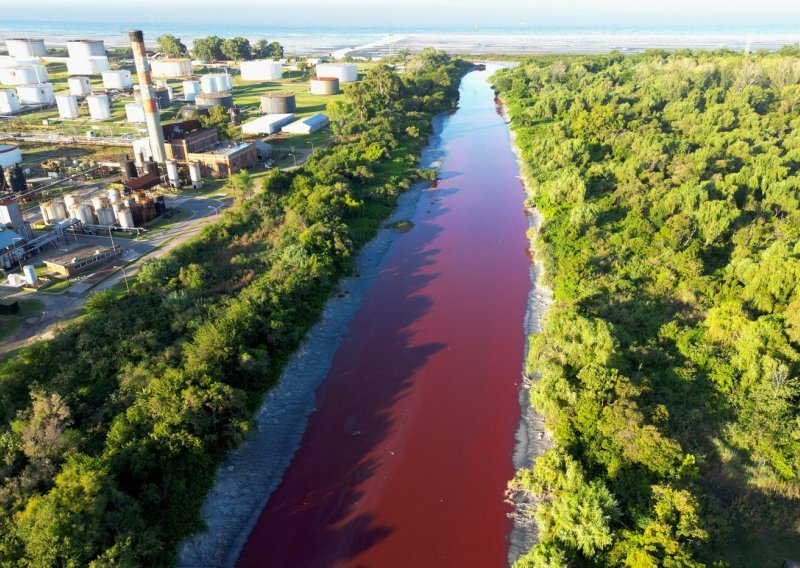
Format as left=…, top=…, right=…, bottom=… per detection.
left=0, top=298, right=45, bottom=343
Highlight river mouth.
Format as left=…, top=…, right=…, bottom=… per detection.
left=228, top=66, right=533, bottom=567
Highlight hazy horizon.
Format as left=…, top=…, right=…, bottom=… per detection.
left=3, top=0, right=800, bottom=29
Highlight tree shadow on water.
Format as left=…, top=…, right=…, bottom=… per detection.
left=237, top=225, right=448, bottom=568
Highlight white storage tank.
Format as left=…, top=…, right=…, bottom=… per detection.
left=22, top=265, right=38, bottom=285
left=16, top=83, right=55, bottom=105
left=66, top=39, right=106, bottom=58
left=0, top=144, right=23, bottom=168
left=76, top=203, right=96, bottom=226
left=56, top=94, right=80, bottom=119
left=0, top=65, right=48, bottom=86
left=125, top=103, right=145, bottom=123
left=150, top=58, right=192, bottom=78
left=5, top=38, right=47, bottom=58
left=91, top=195, right=109, bottom=212
left=49, top=199, right=68, bottom=222
left=0, top=90, right=21, bottom=114
left=66, top=56, right=109, bottom=76
left=68, top=76, right=91, bottom=96
left=240, top=60, right=282, bottom=81
left=200, top=74, right=218, bottom=94
left=107, top=188, right=120, bottom=204
left=102, top=70, right=132, bottom=90
left=115, top=204, right=135, bottom=228
left=189, top=161, right=202, bottom=189
left=182, top=80, right=200, bottom=101
left=96, top=206, right=115, bottom=226
left=166, top=159, right=180, bottom=188
left=315, top=63, right=358, bottom=83
left=87, top=93, right=111, bottom=120
left=64, top=192, right=80, bottom=209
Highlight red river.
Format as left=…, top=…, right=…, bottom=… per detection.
left=237, top=66, right=532, bottom=568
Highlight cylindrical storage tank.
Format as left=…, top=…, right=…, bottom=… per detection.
left=189, top=161, right=202, bottom=189
left=96, top=206, right=115, bottom=226
left=56, top=94, right=80, bottom=119
left=68, top=76, right=91, bottom=96
left=77, top=203, right=95, bottom=226
left=0, top=145, right=23, bottom=168
left=91, top=195, right=109, bottom=212
left=107, top=188, right=120, bottom=204
left=165, top=159, right=180, bottom=188
left=260, top=92, right=296, bottom=114
left=310, top=76, right=340, bottom=95
left=315, top=63, right=357, bottom=83
left=200, top=75, right=218, bottom=94
left=66, top=39, right=106, bottom=58
left=101, top=70, right=132, bottom=90
left=16, top=83, right=55, bottom=105
left=182, top=80, right=200, bottom=101
left=22, top=265, right=38, bottom=284
left=49, top=199, right=67, bottom=222
left=116, top=205, right=135, bottom=229
left=144, top=161, right=159, bottom=177
left=241, top=60, right=282, bottom=81
left=154, top=87, right=171, bottom=109
left=150, top=58, right=192, bottom=78
left=180, top=105, right=209, bottom=120
left=211, top=74, right=229, bottom=94
left=120, top=159, right=137, bottom=181
left=87, top=93, right=111, bottom=120
left=195, top=92, right=233, bottom=109
left=66, top=56, right=109, bottom=76
left=0, top=90, right=21, bottom=114
left=125, top=103, right=145, bottom=123
left=64, top=192, right=80, bottom=209
left=6, top=38, right=47, bottom=58
left=0, top=65, right=49, bottom=86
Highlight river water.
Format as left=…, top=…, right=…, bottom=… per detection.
left=237, top=66, right=532, bottom=567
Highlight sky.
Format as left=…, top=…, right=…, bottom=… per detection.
left=3, top=0, right=800, bottom=29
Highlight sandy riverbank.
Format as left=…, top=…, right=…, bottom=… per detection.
left=498, top=75, right=554, bottom=566
left=175, top=116, right=447, bottom=568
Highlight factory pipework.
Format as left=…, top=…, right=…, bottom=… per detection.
left=129, top=30, right=167, bottom=164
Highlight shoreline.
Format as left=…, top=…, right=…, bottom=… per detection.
left=175, top=115, right=448, bottom=568
left=499, top=82, right=554, bottom=566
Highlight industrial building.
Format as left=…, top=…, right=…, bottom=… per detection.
left=44, top=245, right=121, bottom=277
left=315, top=63, right=358, bottom=83
left=0, top=199, right=32, bottom=240
left=150, top=58, right=193, bottom=78
left=242, top=113, right=295, bottom=135
left=241, top=60, right=282, bottom=81
left=187, top=142, right=257, bottom=177
left=261, top=92, right=296, bottom=114
left=282, top=113, right=330, bottom=134
left=161, top=120, right=219, bottom=161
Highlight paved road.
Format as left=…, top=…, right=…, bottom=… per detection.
left=0, top=192, right=230, bottom=355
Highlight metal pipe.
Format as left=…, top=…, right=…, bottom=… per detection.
left=129, top=30, right=166, bottom=164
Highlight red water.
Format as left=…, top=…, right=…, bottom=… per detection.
left=237, top=68, right=532, bottom=568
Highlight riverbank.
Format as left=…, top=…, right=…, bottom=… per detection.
left=176, top=117, right=447, bottom=568
left=502, top=100, right=554, bottom=566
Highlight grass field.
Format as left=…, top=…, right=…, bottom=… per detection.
left=0, top=298, right=45, bottom=343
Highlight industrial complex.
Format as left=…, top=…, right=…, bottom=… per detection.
left=0, top=29, right=358, bottom=341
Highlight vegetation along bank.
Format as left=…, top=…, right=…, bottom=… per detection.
left=496, top=47, right=800, bottom=567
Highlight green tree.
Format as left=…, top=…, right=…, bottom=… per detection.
left=221, top=37, right=252, bottom=62
left=252, top=40, right=284, bottom=59
left=200, top=105, right=237, bottom=140
left=156, top=34, right=188, bottom=57
left=191, top=36, right=224, bottom=62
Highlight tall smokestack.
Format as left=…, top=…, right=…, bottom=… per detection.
left=129, top=30, right=166, bottom=164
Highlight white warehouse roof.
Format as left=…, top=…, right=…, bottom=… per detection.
left=282, top=113, right=330, bottom=134
left=241, top=113, right=295, bottom=135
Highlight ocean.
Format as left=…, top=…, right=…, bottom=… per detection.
left=1, top=19, right=799, bottom=56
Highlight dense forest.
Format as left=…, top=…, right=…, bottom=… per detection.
left=496, top=48, right=800, bottom=567
left=0, top=49, right=468, bottom=566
